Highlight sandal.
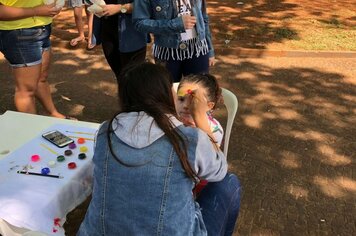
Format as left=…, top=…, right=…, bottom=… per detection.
left=87, top=43, right=96, bottom=50
left=69, top=36, right=86, bottom=47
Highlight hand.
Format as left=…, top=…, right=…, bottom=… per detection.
left=209, top=57, right=215, bottom=66
left=101, top=4, right=121, bottom=16
left=179, top=84, right=209, bottom=119
left=182, top=15, right=196, bottom=30
left=34, top=3, right=61, bottom=17
left=181, top=117, right=196, bottom=127
left=190, top=89, right=209, bottom=118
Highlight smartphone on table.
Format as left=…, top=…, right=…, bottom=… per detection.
left=42, top=130, right=74, bottom=148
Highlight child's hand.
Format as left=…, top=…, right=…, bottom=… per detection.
left=209, top=57, right=215, bottom=66
left=182, top=15, right=196, bottom=29
left=181, top=116, right=196, bottom=127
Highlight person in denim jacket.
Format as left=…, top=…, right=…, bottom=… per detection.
left=0, top=1, right=67, bottom=118
left=78, top=63, right=241, bottom=236
left=133, top=0, right=215, bottom=82
left=94, top=0, right=147, bottom=82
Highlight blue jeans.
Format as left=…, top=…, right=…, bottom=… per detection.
left=91, top=15, right=101, bottom=46
left=197, top=173, right=242, bottom=236
left=155, top=52, right=210, bottom=82
left=0, top=24, right=51, bottom=68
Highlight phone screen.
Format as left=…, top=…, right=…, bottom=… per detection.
left=42, top=130, right=74, bottom=148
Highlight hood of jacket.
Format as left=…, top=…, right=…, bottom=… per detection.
left=112, top=111, right=183, bottom=149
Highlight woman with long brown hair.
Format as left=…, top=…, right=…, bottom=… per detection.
left=78, top=62, right=241, bottom=236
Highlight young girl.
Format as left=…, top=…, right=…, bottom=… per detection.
left=133, top=0, right=215, bottom=82
left=78, top=63, right=241, bottom=236
left=176, top=73, right=224, bottom=146
left=176, top=73, right=225, bottom=197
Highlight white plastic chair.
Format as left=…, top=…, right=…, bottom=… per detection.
left=173, top=83, right=238, bottom=158
left=220, top=88, right=238, bottom=158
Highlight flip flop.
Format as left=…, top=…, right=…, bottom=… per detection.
left=87, top=43, right=96, bottom=50
left=70, top=37, right=86, bottom=47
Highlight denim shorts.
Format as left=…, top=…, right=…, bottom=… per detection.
left=0, top=24, right=51, bottom=68
left=68, top=0, right=85, bottom=8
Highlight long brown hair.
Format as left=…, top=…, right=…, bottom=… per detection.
left=107, top=62, right=199, bottom=183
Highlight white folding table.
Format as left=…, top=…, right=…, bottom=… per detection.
left=0, top=111, right=100, bottom=236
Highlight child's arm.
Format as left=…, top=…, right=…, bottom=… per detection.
left=211, top=118, right=224, bottom=147
left=193, top=129, right=227, bottom=182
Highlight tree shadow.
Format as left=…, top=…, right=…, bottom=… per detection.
left=210, top=57, right=356, bottom=235
left=0, top=4, right=355, bottom=234
left=209, top=0, right=299, bottom=49
left=1, top=36, right=355, bottom=235
left=0, top=42, right=118, bottom=122
left=208, top=0, right=356, bottom=51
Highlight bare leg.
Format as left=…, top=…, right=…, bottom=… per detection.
left=35, top=50, right=65, bottom=118
left=70, top=6, right=86, bottom=46
left=13, top=65, right=41, bottom=114
left=85, top=8, right=95, bottom=49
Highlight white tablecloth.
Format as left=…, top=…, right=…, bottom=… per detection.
left=0, top=111, right=99, bottom=236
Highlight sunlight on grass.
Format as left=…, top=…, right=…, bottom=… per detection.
left=290, top=130, right=329, bottom=142
left=340, top=94, right=356, bottom=102
left=313, top=176, right=356, bottom=198
left=286, top=19, right=356, bottom=51
left=76, top=69, right=91, bottom=75
left=235, top=71, right=256, bottom=80
left=317, top=144, right=352, bottom=166
left=242, top=114, right=262, bottom=128
left=57, top=59, right=81, bottom=66
left=91, top=81, right=117, bottom=97
left=275, top=108, right=302, bottom=120
left=287, top=185, right=309, bottom=199
left=209, top=0, right=356, bottom=51
left=69, top=104, right=85, bottom=116
left=280, top=151, right=301, bottom=169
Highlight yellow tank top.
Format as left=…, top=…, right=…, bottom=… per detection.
left=0, top=0, right=52, bottom=30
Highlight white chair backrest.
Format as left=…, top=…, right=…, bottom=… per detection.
left=173, top=83, right=238, bottom=158
left=221, top=88, right=238, bottom=158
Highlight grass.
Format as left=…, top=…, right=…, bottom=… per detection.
left=210, top=1, right=356, bottom=51
left=274, top=28, right=299, bottom=40
left=283, top=19, right=356, bottom=51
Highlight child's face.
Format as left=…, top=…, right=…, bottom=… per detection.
left=176, top=82, right=211, bottom=125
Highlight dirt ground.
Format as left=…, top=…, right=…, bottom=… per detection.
left=0, top=1, right=356, bottom=235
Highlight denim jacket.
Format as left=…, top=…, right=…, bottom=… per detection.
left=133, top=0, right=215, bottom=57
left=117, top=0, right=148, bottom=52
left=78, top=112, right=227, bottom=235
